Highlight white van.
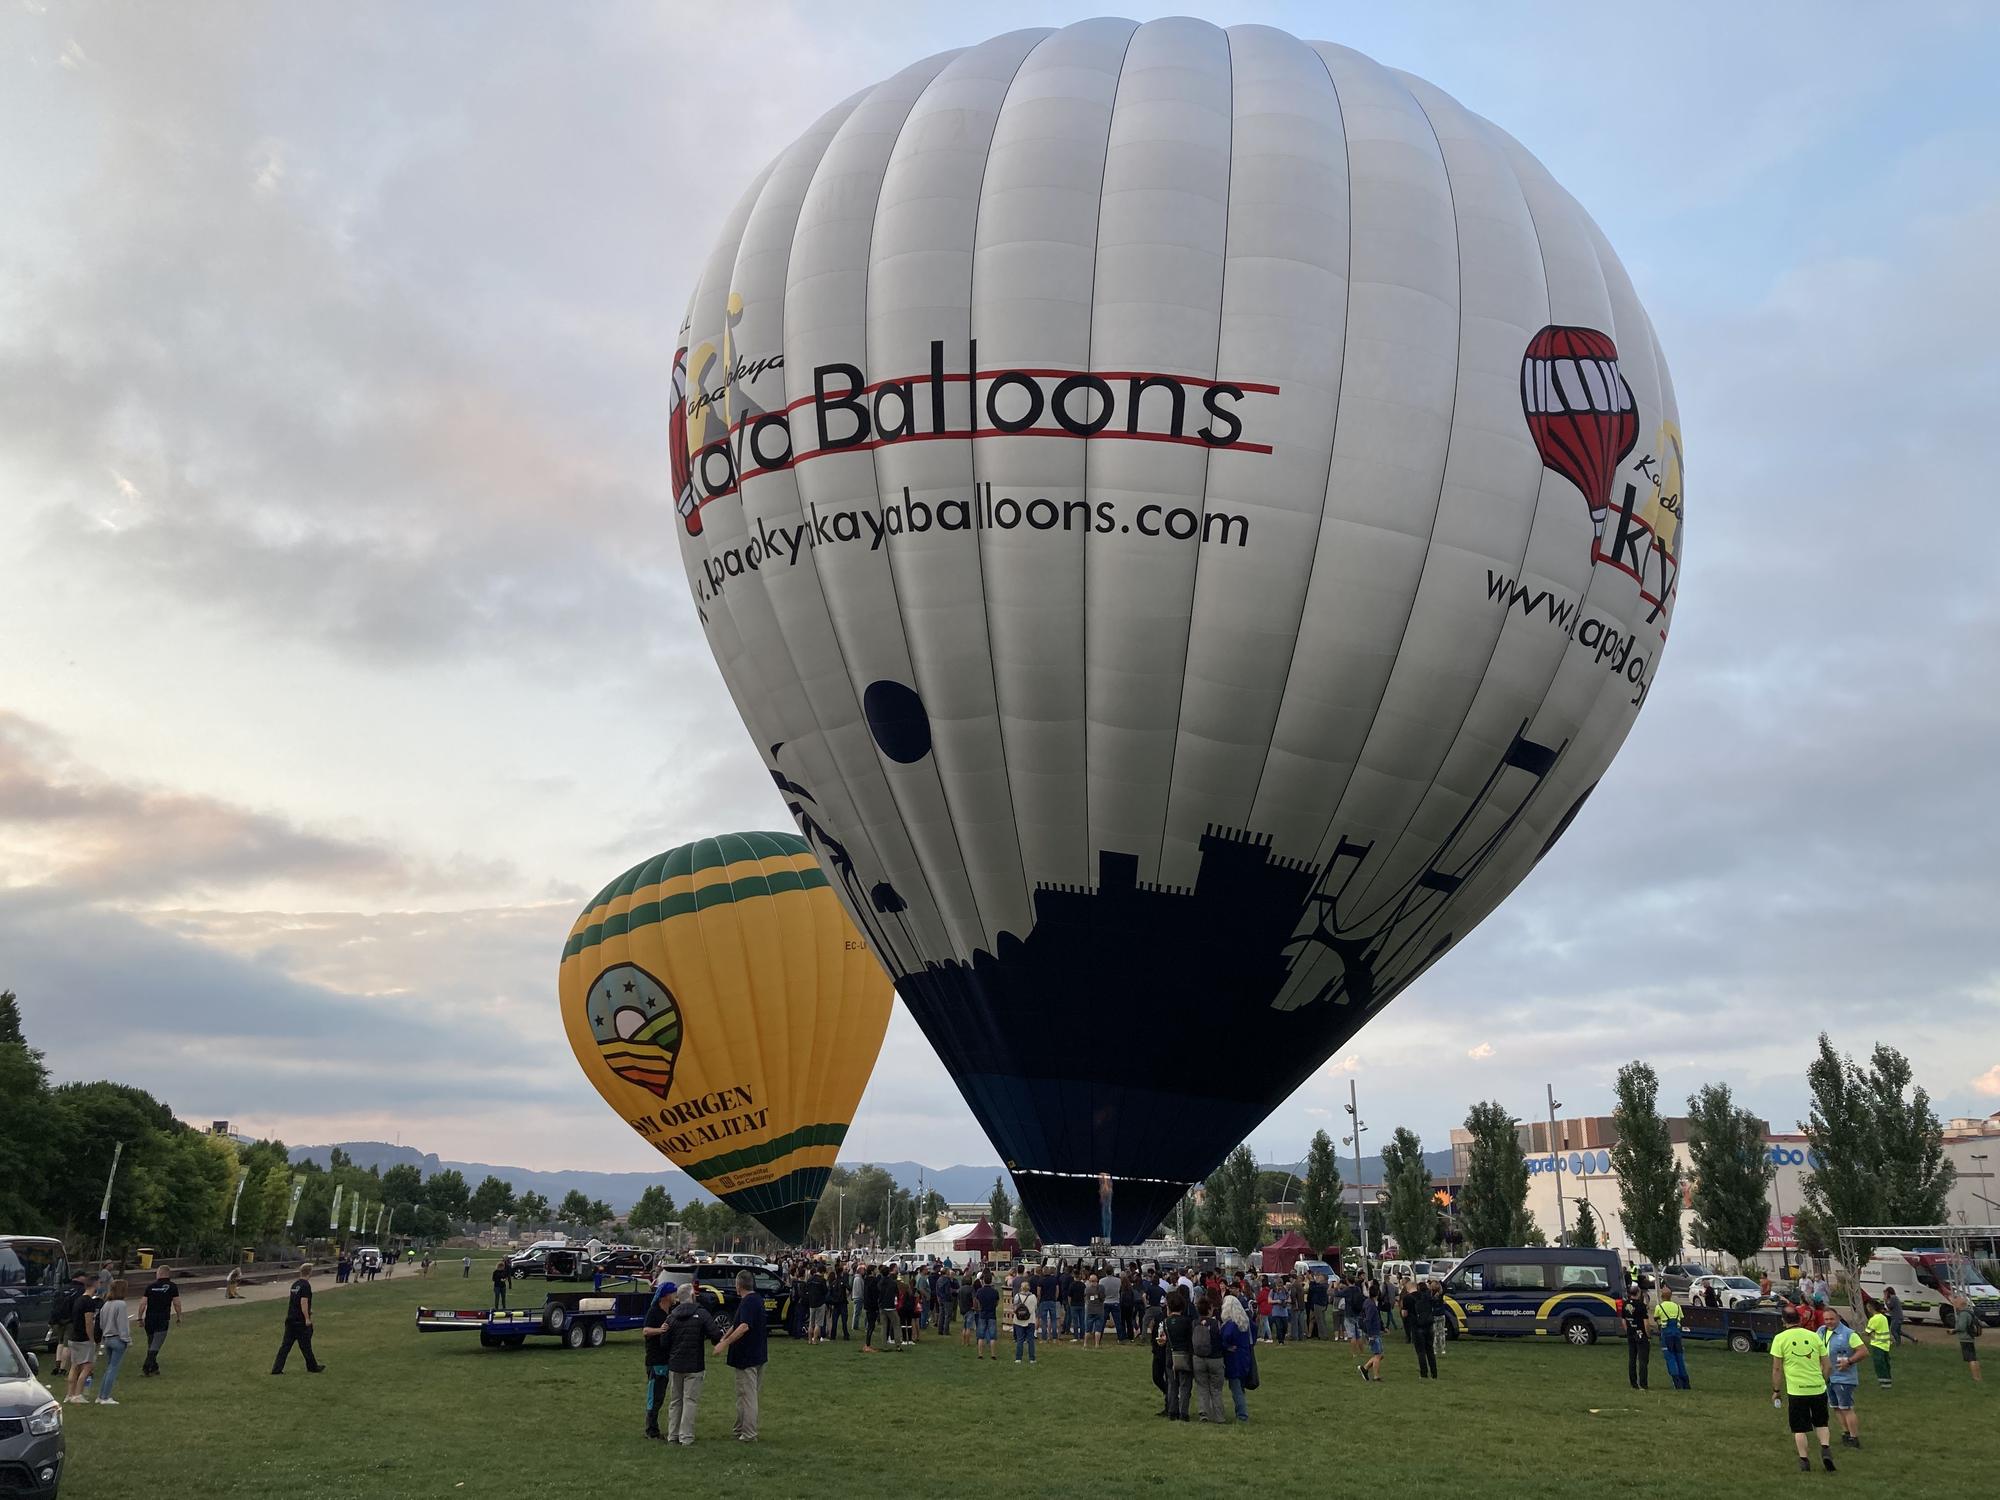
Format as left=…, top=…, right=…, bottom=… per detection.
left=1857, top=1253, right=1939, bottom=1317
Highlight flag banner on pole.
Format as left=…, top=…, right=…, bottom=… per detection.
left=330, top=1184, right=343, bottom=1231
left=98, top=1141, right=124, bottom=1222
left=286, top=1176, right=306, bottom=1229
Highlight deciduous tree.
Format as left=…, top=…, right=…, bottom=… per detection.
left=1299, top=1130, right=1345, bottom=1255
left=1459, top=1101, right=1530, bottom=1250
left=1382, top=1127, right=1437, bottom=1258
left=1611, top=1061, right=1683, bottom=1267
left=1686, top=1082, right=1773, bottom=1269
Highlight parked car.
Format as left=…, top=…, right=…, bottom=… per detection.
left=0, top=1319, right=63, bottom=1497
left=654, top=1264, right=794, bottom=1330
left=1685, top=1274, right=1764, bottom=1309
left=1657, top=1262, right=1710, bottom=1294
left=0, top=1238, right=68, bottom=1355
left=587, top=1248, right=655, bottom=1279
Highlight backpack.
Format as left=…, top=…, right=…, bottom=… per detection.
left=1192, top=1315, right=1221, bottom=1358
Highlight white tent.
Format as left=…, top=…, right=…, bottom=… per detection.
left=914, top=1222, right=1018, bottom=1266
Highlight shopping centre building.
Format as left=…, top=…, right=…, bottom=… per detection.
left=1445, top=1110, right=2000, bottom=1266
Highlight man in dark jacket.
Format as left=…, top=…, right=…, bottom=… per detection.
left=860, top=1263, right=881, bottom=1351
left=877, top=1266, right=903, bottom=1348
left=642, top=1281, right=676, bottom=1440
left=663, top=1284, right=720, bottom=1446
left=1409, top=1279, right=1441, bottom=1379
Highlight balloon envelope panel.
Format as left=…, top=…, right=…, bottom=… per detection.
left=559, top=832, right=894, bottom=1243
left=672, top=21, right=1681, bottom=1242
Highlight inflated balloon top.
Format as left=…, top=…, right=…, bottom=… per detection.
left=559, top=833, right=892, bottom=1243
left=670, top=19, right=1682, bottom=1242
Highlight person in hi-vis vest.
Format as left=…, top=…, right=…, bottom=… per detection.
left=1655, top=1293, right=1691, bottom=1389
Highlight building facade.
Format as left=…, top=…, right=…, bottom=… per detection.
left=1446, top=1111, right=2000, bottom=1266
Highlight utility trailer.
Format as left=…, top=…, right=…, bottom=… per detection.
left=415, top=1282, right=656, bottom=1350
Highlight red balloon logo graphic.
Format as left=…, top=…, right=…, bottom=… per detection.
left=669, top=345, right=700, bottom=537
left=1520, top=325, right=1639, bottom=538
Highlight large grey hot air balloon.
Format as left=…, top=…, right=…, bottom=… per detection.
left=670, top=19, right=1683, bottom=1243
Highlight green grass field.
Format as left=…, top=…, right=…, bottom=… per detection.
left=47, top=1262, right=1993, bottom=1499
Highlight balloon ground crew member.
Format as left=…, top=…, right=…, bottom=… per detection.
left=1655, top=1290, right=1690, bottom=1389
left=1770, top=1304, right=1837, bottom=1473
left=1863, top=1298, right=1893, bottom=1388
left=641, top=1281, right=677, bottom=1441
left=662, top=1277, right=721, bottom=1446
left=1820, top=1306, right=1865, bottom=1448
left=713, top=1269, right=769, bottom=1442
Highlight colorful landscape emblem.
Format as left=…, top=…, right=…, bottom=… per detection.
left=586, top=962, right=684, bottom=1100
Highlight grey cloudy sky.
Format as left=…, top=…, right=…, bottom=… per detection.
left=4, top=1, right=1996, bottom=1174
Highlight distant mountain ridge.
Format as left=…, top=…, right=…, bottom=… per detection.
left=288, top=1143, right=1019, bottom=1215
left=290, top=1141, right=1456, bottom=1216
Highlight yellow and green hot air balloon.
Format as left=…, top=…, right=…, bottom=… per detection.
left=560, top=831, right=893, bottom=1243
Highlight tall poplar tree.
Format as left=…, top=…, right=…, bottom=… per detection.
left=1611, top=1061, right=1683, bottom=1267
left=1685, top=1082, right=1774, bottom=1269
left=1459, top=1102, right=1530, bottom=1249
left=1299, top=1129, right=1346, bottom=1254
left=1382, top=1127, right=1438, bottom=1257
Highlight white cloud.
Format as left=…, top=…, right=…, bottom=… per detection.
left=3, top=7, right=1998, bottom=1176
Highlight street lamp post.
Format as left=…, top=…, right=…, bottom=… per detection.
left=836, top=1190, right=845, bottom=1250
left=1344, top=1079, right=1369, bottom=1268
left=1547, top=1084, right=1568, bottom=1246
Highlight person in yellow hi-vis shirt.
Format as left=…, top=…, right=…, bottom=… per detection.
left=1656, top=1293, right=1691, bottom=1390
left=1863, top=1297, right=1893, bottom=1389
left=1771, top=1304, right=1836, bottom=1473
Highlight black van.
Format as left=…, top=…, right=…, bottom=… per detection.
left=0, top=1237, right=70, bottom=1352
left=1437, top=1246, right=1627, bottom=1345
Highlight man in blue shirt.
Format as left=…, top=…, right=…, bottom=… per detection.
left=973, top=1271, right=1001, bottom=1359
left=713, top=1270, right=768, bottom=1443
left=1821, top=1308, right=1864, bottom=1449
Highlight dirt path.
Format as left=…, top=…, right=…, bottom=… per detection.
left=175, top=1269, right=461, bottom=1314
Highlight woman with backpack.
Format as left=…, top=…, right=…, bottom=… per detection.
left=1160, top=1287, right=1195, bottom=1421
left=1010, top=1282, right=1038, bottom=1364
left=1220, top=1292, right=1254, bottom=1421
left=1191, top=1293, right=1228, bottom=1422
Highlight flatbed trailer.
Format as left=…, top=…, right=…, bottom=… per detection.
left=1679, top=1301, right=1789, bottom=1354
left=416, top=1281, right=656, bottom=1350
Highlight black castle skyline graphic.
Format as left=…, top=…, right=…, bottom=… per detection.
left=771, top=706, right=1572, bottom=1244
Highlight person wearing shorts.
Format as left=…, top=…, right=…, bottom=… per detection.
left=1821, top=1308, right=1863, bottom=1447
left=1358, top=1294, right=1384, bottom=1382
left=1771, top=1307, right=1836, bottom=1473
left=1952, top=1294, right=1984, bottom=1383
